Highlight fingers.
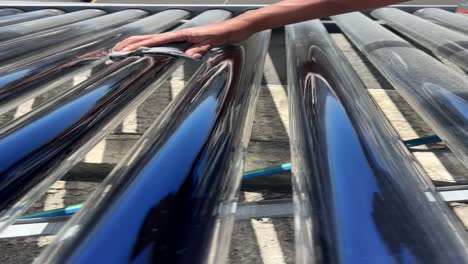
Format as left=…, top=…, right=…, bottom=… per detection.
left=113, top=29, right=216, bottom=59
left=113, top=35, right=151, bottom=51
left=185, top=42, right=212, bottom=59
left=114, top=31, right=187, bottom=52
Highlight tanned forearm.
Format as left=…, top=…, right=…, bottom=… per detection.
left=114, top=0, right=406, bottom=57
left=237, top=0, right=405, bottom=33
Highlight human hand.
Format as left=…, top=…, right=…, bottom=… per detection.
left=113, top=19, right=255, bottom=59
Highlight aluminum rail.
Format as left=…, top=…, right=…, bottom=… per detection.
left=0, top=3, right=457, bottom=15
left=0, top=9, right=148, bottom=63
left=0, top=9, right=64, bottom=27
left=372, top=8, right=468, bottom=72
left=333, top=12, right=468, bottom=169
left=0, top=8, right=22, bottom=17
left=37, top=31, right=270, bottom=264
left=0, top=9, right=199, bottom=232
left=0, top=9, right=106, bottom=42
left=0, top=10, right=188, bottom=116
left=414, top=8, right=468, bottom=36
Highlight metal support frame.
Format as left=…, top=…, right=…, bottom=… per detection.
left=0, top=3, right=457, bottom=15
left=4, top=187, right=468, bottom=239
left=1, top=199, right=294, bottom=239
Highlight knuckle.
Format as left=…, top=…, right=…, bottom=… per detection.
left=174, top=30, right=188, bottom=40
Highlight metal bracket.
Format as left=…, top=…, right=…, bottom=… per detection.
left=437, top=185, right=468, bottom=203
left=0, top=199, right=294, bottom=239
left=236, top=198, right=293, bottom=220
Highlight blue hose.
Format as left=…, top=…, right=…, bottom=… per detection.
left=403, top=135, right=442, bottom=147
left=20, top=163, right=293, bottom=220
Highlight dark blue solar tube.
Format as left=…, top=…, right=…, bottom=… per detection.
left=0, top=9, right=105, bottom=42
left=287, top=20, right=468, bottom=264
left=0, top=9, right=64, bottom=27
left=0, top=56, right=175, bottom=208
left=0, top=9, right=193, bottom=212
left=0, top=10, right=232, bottom=236
left=37, top=30, right=270, bottom=264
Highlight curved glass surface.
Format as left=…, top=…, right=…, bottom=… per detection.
left=0, top=9, right=148, bottom=63
left=0, top=10, right=232, bottom=237
left=415, top=8, right=468, bottom=36
left=37, top=30, right=270, bottom=264
left=372, top=8, right=468, bottom=72
left=0, top=9, right=23, bottom=17
left=287, top=20, right=468, bottom=264
left=0, top=10, right=189, bottom=116
left=0, top=57, right=164, bottom=209
left=0, top=9, right=105, bottom=42
left=0, top=9, right=64, bottom=27
left=333, top=12, right=468, bottom=169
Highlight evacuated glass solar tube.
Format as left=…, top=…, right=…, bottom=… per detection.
left=0, top=9, right=106, bottom=42
left=0, top=10, right=189, bottom=116
left=37, top=30, right=270, bottom=264
left=372, top=8, right=468, bottom=72
left=0, top=9, right=194, bottom=230
left=287, top=19, right=468, bottom=264
left=333, top=12, right=468, bottom=169
left=0, top=9, right=151, bottom=63
left=0, top=9, right=64, bottom=27
left=0, top=9, right=23, bottom=17
left=414, top=8, right=468, bottom=36
left=0, top=10, right=233, bottom=242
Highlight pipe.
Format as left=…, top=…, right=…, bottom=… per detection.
left=21, top=204, right=82, bottom=219
left=333, top=12, right=468, bottom=169
left=243, top=163, right=292, bottom=179
left=0, top=9, right=22, bottom=17
left=17, top=159, right=291, bottom=221
left=286, top=20, right=468, bottom=264
left=403, top=135, right=442, bottom=147
left=414, top=8, right=468, bottom=36
left=0, top=9, right=64, bottom=27
left=0, top=10, right=189, bottom=116
left=18, top=159, right=290, bottom=220
left=372, top=8, right=468, bottom=72
left=0, top=9, right=149, bottom=63
left=37, top=30, right=270, bottom=264
left=0, top=9, right=106, bottom=42
left=0, top=10, right=231, bottom=235
left=18, top=161, right=291, bottom=220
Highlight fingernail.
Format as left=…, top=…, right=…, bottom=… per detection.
left=122, top=47, right=129, bottom=51
left=192, top=53, right=202, bottom=59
